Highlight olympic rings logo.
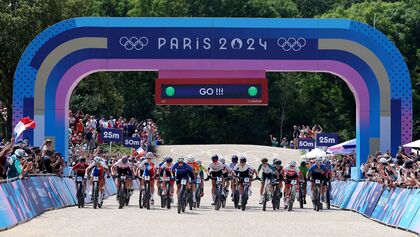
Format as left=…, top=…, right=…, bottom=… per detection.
left=119, top=36, right=149, bottom=50
left=277, top=37, right=306, bottom=51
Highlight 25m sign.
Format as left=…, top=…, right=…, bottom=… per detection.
left=100, top=128, right=123, bottom=143
left=316, top=133, right=339, bottom=146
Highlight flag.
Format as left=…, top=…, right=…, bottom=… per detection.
left=136, top=147, right=145, bottom=156
left=14, top=117, right=36, bottom=143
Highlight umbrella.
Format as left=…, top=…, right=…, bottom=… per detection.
left=327, top=139, right=356, bottom=154
left=302, top=148, right=326, bottom=159
left=403, top=139, right=420, bottom=149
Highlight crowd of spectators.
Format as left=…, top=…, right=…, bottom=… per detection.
left=0, top=111, right=164, bottom=180
left=68, top=111, right=164, bottom=162
left=270, top=124, right=323, bottom=149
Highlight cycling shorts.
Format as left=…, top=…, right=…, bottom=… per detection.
left=210, top=170, right=223, bottom=179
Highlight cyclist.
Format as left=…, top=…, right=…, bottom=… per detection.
left=196, top=159, right=206, bottom=197
left=171, top=156, right=195, bottom=204
left=229, top=155, right=239, bottom=198
left=220, top=158, right=232, bottom=198
left=158, top=156, right=175, bottom=203
left=231, top=156, right=257, bottom=203
left=111, top=156, right=134, bottom=201
left=257, top=158, right=278, bottom=204
left=299, top=161, right=309, bottom=204
left=186, top=155, right=199, bottom=204
left=273, top=160, right=284, bottom=199
left=323, top=159, right=333, bottom=203
left=282, top=160, right=301, bottom=209
left=85, top=156, right=109, bottom=201
left=138, top=152, right=156, bottom=205
left=69, top=157, right=88, bottom=197
left=207, top=155, right=226, bottom=205
left=307, top=157, right=328, bottom=206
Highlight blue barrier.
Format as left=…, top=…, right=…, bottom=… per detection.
left=331, top=180, right=419, bottom=234
left=0, top=175, right=119, bottom=231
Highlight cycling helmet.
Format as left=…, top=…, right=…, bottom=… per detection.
left=177, top=156, right=184, bottom=163
left=275, top=160, right=282, bottom=165
left=196, top=160, right=202, bottom=165
left=273, top=158, right=278, bottom=164
left=94, top=156, right=101, bottom=164
left=289, top=160, right=297, bottom=167
left=220, top=158, right=226, bottom=164
left=121, top=156, right=128, bottom=164
left=165, top=156, right=173, bottom=163
left=261, top=158, right=268, bottom=163
left=79, top=157, right=86, bottom=163
left=187, top=155, right=195, bottom=163
left=14, top=149, right=25, bottom=157
left=231, top=155, right=238, bottom=163
left=300, top=161, right=307, bottom=167
left=145, top=152, right=154, bottom=159
left=316, top=157, right=322, bottom=163
left=211, top=154, right=219, bottom=161
left=239, top=156, right=247, bottom=163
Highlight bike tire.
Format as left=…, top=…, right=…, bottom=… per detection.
left=195, top=187, right=201, bottom=208
left=288, top=188, right=295, bottom=212
left=233, top=190, right=239, bottom=209
left=315, top=185, right=320, bottom=212
left=139, top=188, right=144, bottom=209
left=125, top=189, right=130, bottom=206
left=215, top=187, right=221, bottom=211
left=145, top=183, right=150, bottom=210
left=182, top=190, right=187, bottom=212
left=271, top=187, right=277, bottom=210
left=188, top=189, right=193, bottom=210
left=119, top=182, right=125, bottom=209
left=299, top=185, right=304, bottom=209
left=93, top=182, right=98, bottom=209
left=263, top=192, right=267, bottom=211
left=178, top=187, right=184, bottom=214
left=241, top=187, right=248, bottom=211
left=166, top=183, right=171, bottom=209
left=77, top=182, right=83, bottom=208
left=326, top=182, right=331, bottom=210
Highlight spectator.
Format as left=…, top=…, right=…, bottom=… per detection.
left=280, top=137, right=288, bottom=148
left=293, top=125, right=300, bottom=149
left=269, top=135, right=278, bottom=147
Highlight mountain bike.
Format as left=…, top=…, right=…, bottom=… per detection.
left=214, top=176, right=223, bottom=210
left=262, top=178, right=272, bottom=211
left=286, top=179, right=298, bottom=211
left=92, top=175, right=102, bottom=209
left=271, top=180, right=281, bottom=210
left=160, top=176, right=171, bottom=209
left=195, top=177, right=203, bottom=208
left=141, top=175, right=152, bottom=210
left=177, top=178, right=188, bottom=214
left=313, top=179, right=322, bottom=211
left=74, top=176, right=85, bottom=208
left=118, top=175, right=129, bottom=209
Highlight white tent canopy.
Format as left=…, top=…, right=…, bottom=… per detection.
left=403, top=139, right=420, bottom=149
left=301, top=148, right=326, bottom=159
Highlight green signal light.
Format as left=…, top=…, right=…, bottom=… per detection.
left=165, top=86, right=175, bottom=96
left=248, top=86, right=258, bottom=97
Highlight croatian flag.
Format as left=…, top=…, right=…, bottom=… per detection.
left=14, top=117, right=36, bottom=143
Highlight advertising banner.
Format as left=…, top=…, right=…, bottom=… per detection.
left=371, top=188, right=393, bottom=221
left=352, top=182, right=373, bottom=212
left=0, top=184, right=18, bottom=230
left=398, top=189, right=420, bottom=229
left=376, top=187, right=402, bottom=224
left=386, top=188, right=414, bottom=226
left=62, top=178, right=78, bottom=204
left=1, top=181, right=33, bottom=223
left=21, top=179, right=44, bottom=216
left=49, top=176, right=75, bottom=206
left=361, top=183, right=383, bottom=217
left=339, top=182, right=358, bottom=209
left=346, top=182, right=366, bottom=210
left=408, top=206, right=420, bottom=233
left=31, top=177, right=54, bottom=210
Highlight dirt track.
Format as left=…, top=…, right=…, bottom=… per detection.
left=1, top=145, right=414, bottom=237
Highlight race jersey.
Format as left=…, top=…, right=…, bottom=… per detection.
left=308, top=164, right=327, bottom=180
left=258, top=164, right=276, bottom=174
left=72, top=162, right=89, bottom=176
left=299, top=166, right=309, bottom=178
left=138, top=160, right=155, bottom=176
left=283, top=165, right=300, bottom=178
left=229, top=162, right=238, bottom=170
left=187, top=161, right=200, bottom=174
left=222, top=163, right=232, bottom=174
left=171, top=162, right=193, bottom=175
left=113, top=159, right=131, bottom=169
left=233, top=163, right=254, bottom=173
left=208, top=161, right=225, bottom=172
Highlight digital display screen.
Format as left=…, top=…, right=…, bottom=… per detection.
left=161, top=84, right=262, bottom=99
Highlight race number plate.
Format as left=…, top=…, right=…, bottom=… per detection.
left=196, top=179, right=201, bottom=184
left=244, top=178, right=250, bottom=183
left=93, top=176, right=99, bottom=181
left=120, top=176, right=126, bottom=181
left=144, top=176, right=150, bottom=181
left=265, top=179, right=271, bottom=184
left=315, top=179, right=321, bottom=184
left=76, top=177, right=83, bottom=182
left=216, top=177, right=223, bottom=182
left=291, top=180, right=297, bottom=185
left=181, top=179, right=187, bottom=185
